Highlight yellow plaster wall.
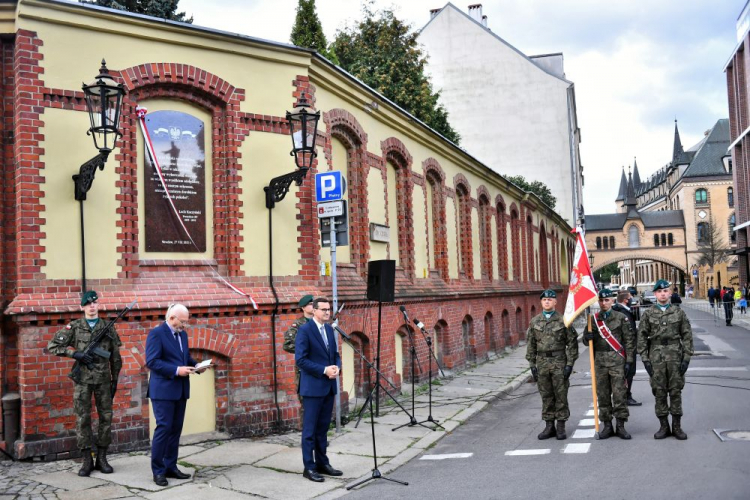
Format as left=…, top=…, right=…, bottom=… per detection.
left=41, top=108, right=120, bottom=279
left=367, top=167, right=388, bottom=261
left=137, top=99, right=214, bottom=261
left=446, top=197, right=459, bottom=279
left=386, top=162, right=399, bottom=265
left=341, top=342, right=354, bottom=396
left=412, top=184, right=428, bottom=278
left=394, top=334, right=403, bottom=378
left=240, top=131, right=301, bottom=277
left=471, top=208, right=482, bottom=279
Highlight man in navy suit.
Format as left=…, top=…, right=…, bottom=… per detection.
left=146, top=304, right=205, bottom=486
left=295, top=297, right=343, bottom=482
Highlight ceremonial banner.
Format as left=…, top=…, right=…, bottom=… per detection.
left=563, top=227, right=598, bottom=327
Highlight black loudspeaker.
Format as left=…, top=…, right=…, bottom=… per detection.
left=367, top=260, right=395, bottom=302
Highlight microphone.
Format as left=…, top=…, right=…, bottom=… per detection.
left=413, top=318, right=426, bottom=333
left=399, top=305, right=411, bottom=324
left=333, top=324, right=352, bottom=341
left=331, top=302, right=346, bottom=323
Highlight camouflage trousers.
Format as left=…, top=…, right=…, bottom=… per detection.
left=74, top=382, right=113, bottom=450
left=295, top=368, right=304, bottom=423
left=536, top=357, right=570, bottom=421
left=649, top=360, right=685, bottom=417
left=594, top=352, right=629, bottom=422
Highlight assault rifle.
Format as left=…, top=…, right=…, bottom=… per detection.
left=70, top=299, right=137, bottom=385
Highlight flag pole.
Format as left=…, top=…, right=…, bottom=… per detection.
left=587, top=314, right=600, bottom=437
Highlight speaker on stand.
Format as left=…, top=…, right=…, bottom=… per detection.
left=366, top=260, right=395, bottom=415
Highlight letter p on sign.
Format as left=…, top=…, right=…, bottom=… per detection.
left=315, top=171, right=345, bottom=202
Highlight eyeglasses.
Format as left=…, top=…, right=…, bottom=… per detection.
left=317, top=308, right=331, bottom=312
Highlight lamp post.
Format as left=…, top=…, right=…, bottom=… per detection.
left=264, top=93, right=320, bottom=430
left=72, top=60, right=126, bottom=292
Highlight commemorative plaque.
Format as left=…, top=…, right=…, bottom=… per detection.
left=144, top=110, right=207, bottom=252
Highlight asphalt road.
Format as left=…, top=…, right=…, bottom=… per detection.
left=344, top=305, right=750, bottom=500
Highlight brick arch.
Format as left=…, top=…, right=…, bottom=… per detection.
left=476, top=186, right=491, bottom=203
left=325, top=108, right=367, bottom=148
left=453, top=173, right=472, bottom=194
left=453, top=174, right=473, bottom=278
left=423, top=157, right=446, bottom=183
left=495, top=194, right=506, bottom=211
left=116, top=63, right=247, bottom=280
left=423, top=158, right=448, bottom=279
left=381, top=137, right=413, bottom=168
left=382, top=138, right=415, bottom=276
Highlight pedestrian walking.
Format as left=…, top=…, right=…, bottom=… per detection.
left=723, top=286, right=735, bottom=326
left=708, top=286, right=716, bottom=308
left=526, top=289, right=579, bottom=440
left=739, top=296, right=747, bottom=314
left=613, top=290, right=641, bottom=406
left=670, top=287, right=682, bottom=306
left=46, top=290, right=122, bottom=477
left=637, top=280, right=694, bottom=440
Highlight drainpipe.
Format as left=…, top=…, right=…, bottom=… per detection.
left=268, top=207, right=282, bottom=430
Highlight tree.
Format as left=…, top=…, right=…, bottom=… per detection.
left=290, top=0, right=338, bottom=63
left=594, top=262, right=620, bottom=285
left=697, top=215, right=730, bottom=269
left=505, top=175, right=557, bottom=210
left=332, top=6, right=460, bottom=144
left=80, top=0, right=193, bottom=23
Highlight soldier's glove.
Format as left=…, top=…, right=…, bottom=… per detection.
left=679, top=360, right=689, bottom=375
left=563, top=365, right=573, bottom=380
left=583, top=331, right=595, bottom=343
left=623, top=363, right=631, bottom=379
left=73, top=351, right=94, bottom=368
left=643, top=361, right=654, bottom=377
left=530, top=366, right=539, bottom=382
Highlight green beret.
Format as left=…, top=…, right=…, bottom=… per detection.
left=298, top=295, right=314, bottom=308
left=540, top=289, right=557, bottom=299
left=81, top=290, right=98, bottom=306
left=653, top=279, right=670, bottom=291
left=598, top=289, right=614, bottom=299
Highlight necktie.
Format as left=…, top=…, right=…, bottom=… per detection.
left=174, top=332, right=183, bottom=352
left=320, top=326, right=329, bottom=348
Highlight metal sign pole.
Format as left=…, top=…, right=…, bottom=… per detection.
left=331, top=216, right=341, bottom=432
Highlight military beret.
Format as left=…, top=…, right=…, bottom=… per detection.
left=540, top=289, right=557, bottom=299
left=653, top=279, right=670, bottom=291
left=298, top=295, right=314, bottom=308
left=81, top=290, right=98, bottom=306
left=598, top=289, right=614, bottom=299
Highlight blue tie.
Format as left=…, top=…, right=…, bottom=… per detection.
left=320, top=325, right=329, bottom=348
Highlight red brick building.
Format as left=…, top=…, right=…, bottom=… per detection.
left=0, top=1, right=573, bottom=460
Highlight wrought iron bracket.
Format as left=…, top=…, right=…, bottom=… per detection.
left=72, top=151, right=110, bottom=201
left=264, top=168, right=309, bottom=209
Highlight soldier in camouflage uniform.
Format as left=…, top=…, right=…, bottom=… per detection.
left=638, top=280, right=693, bottom=440
left=526, top=289, right=579, bottom=440
left=47, top=291, right=122, bottom=476
left=582, top=289, right=635, bottom=439
left=283, top=295, right=314, bottom=422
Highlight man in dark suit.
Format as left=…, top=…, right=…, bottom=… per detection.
left=295, top=297, right=343, bottom=482
left=613, top=290, right=641, bottom=407
left=146, top=304, right=206, bottom=486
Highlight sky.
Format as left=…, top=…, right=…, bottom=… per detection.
left=179, top=0, right=743, bottom=215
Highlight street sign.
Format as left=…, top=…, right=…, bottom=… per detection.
left=320, top=214, right=348, bottom=233
left=317, top=200, right=344, bottom=218
left=315, top=171, right=346, bottom=202
left=693, top=270, right=698, bottom=278
left=322, top=231, right=349, bottom=247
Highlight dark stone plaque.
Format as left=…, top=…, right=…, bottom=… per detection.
left=144, top=110, right=207, bottom=252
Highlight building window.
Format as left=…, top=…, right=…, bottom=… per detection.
left=596, top=237, right=602, bottom=249
left=728, top=187, right=734, bottom=208
left=628, top=226, right=639, bottom=248
left=609, top=236, right=615, bottom=249
left=661, top=233, right=666, bottom=246
left=603, top=237, right=609, bottom=249
left=668, top=233, right=674, bottom=246
left=654, top=234, right=660, bottom=247
left=730, top=213, right=736, bottom=243
left=697, top=222, right=709, bottom=243
left=695, top=188, right=708, bottom=204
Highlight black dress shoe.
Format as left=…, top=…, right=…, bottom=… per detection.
left=317, top=464, right=343, bottom=476
left=627, top=397, right=642, bottom=406
left=303, top=469, right=324, bottom=482
left=153, top=474, right=168, bottom=487
left=166, top=468, right=191, bottom=479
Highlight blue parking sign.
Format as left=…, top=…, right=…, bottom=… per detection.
left=315, top=171, right=346, bottom=202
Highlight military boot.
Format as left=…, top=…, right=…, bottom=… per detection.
left=95, top=446, right=114, bottom=474
left=78, top=449, right=95, bottom=477
left=615, top=419, right=631, bottom=440
left=537, top=420, right=556, bottom=440
left=598, top=420, right=614, bottom=439
left=671, top=416, right=688, bottom=440
left=555, top=420, right=567, bottom=440
left=654, top=416, right=671, bottom=439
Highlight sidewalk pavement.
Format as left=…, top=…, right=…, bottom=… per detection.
left=0, top=344, right=536, bottom=500
left=682, top=297, right=750, bottom=330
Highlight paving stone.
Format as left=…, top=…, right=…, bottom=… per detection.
left=222, top=465, right=342, bottom=499
left=185, top=441, right=289, bottom=467
left=98, top=455, right=194, bottom=492
left=144, top=483, right=249, bottom=500
left=56, top=484, right=132, bottom=500
left=177, top=445, right=205, bottom=459
left=254, top=448, right=375, bottom=479
left=32, top=471, right=107, bottom=491
left=327, top=426, right=416, bottom=458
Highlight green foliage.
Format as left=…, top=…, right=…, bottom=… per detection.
left=594, top=262, right=620, bottom=283
left=290, top=0, right=338, bottom=64
left=505, top=175, right=557, bottom=210
left=80, top=0, right=193, bottom=23
left=332, top=5, right=460, bottom=144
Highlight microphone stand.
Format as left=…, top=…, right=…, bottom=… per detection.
left=393, top=325, right=431, bottom=431
left=336, top=326, right=409, bottom=490
left=413, top=319, right=445, bottom=430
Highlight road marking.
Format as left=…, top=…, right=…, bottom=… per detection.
left=505, top=449, right=550, bottom=456
left=573, top=429, right=596, bottom=439
left=420, top=453, right=473, bottom=460
left=697, top=334, right=736, bottom=352
left=563, top=443, right=591, bottom=454
left=585, top=410, right=595, bottom=417
left=578, top=419, right=595, bottom=427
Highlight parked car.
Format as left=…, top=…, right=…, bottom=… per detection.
left=641, top=290, right=656, bottom=306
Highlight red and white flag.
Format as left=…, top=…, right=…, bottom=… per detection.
left=563, top=227, right=598, bottom=327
